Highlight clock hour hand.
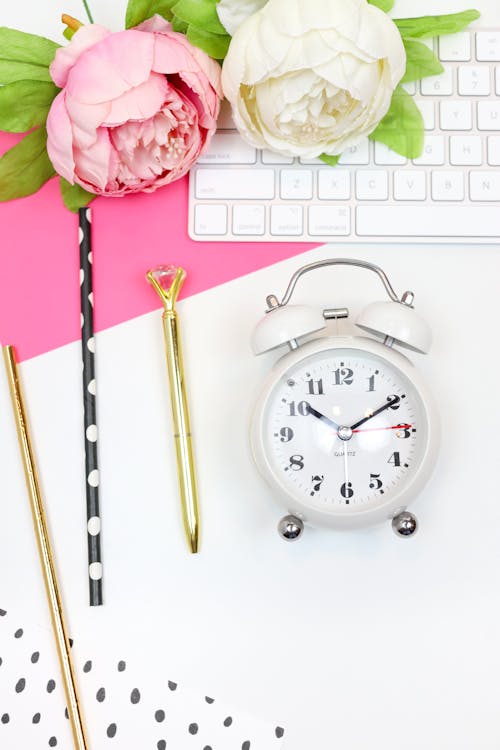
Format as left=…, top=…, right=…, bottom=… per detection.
left=350, top=395, right=400, bottom=431
left=307, top=405, right=339, bottom=432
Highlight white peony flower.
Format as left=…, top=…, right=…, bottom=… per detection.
left=221, top=0, right=406, bottom=158
left=217, top=0, right=268, bottom=35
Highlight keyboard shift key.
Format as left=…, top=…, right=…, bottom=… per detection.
left=469, top=171, right=500, bottom=201
left=232, top=205, right=265, bottom=235
left=270, top=205, right=303, bottom=235
left=194, top=204, right=227, bottom=235
left=195, top=168, right=275, bottom=199
left=356, top=170, right=388, bottom=200
left=308, top=206, right=350, bottom=236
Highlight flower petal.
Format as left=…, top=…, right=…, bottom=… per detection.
left=46, top=91, right=75, bottom=183
left=102, top=73, right=169, bottom=126
left=67, top=30, right=155, bottom=104
left=50, top=24, right=111, bottom=87
left=74, top=127, right=112, bottom=191
left=65, top=94, right=110, bottom=149
left=217, top=0, right=268, bottom=36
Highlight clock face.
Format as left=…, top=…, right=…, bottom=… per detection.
left=260, top=347, right=429, bottom=516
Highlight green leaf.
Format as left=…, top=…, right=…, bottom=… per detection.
left=367, top=0, right=394, bottom=12
left=401, top=38, right=443, bottom=83
left=394, top=9, right=480, bottom=40
left=319, top=153, right=341, bottom=167
left=0, top=27, right=59, bottom=84
left=125, top=0, right=177, bottom=28
left=369, top=85, right=424, bottom=159
left=171, top=0, right=227, bottom=35
left=172, top=16, right=189, bottom=33
left=186, top=25, right=230, bottom=59
left=0, top=80, right=59, bottom=132
left=0, top=128, right=55, bottom=201
left=60, top=178, right=95, bottom=213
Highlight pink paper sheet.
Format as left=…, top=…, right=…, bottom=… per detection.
left=0, top=133, right=317, bottom=362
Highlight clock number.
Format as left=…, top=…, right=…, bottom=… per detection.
left=289, top=455, right=304, bottom=471
left=395, top=424, right=411, bottom=439
left=387, top=394, right=401, bottom=410
left=388, top=452, right=401, bottom=467
left=288, top=400, right=311, bottom=417
left=367, top=374, right=376, bottom=392
left=369, top=473, right=383, bottom=490
left=307, top=378, right=324, bottom=395
left=333, top=367, right=354, bottom=386
left=279, top=427, right=294, bottom=442
left=340, top=482, right=354, bottom=499
left=311, top=475, right=324, bottom=493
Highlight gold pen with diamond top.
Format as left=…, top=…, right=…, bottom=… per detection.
left=147, top=265, right=200, bottom=553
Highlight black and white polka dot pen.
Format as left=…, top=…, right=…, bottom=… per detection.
left=79, top=208, right=103, bottom=606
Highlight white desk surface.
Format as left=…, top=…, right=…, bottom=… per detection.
left=1, top=1, right=500, bottom=749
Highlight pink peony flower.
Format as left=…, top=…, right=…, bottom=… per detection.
left=46, top=15, right=222, bottom=196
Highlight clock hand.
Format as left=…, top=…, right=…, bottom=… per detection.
left=307, top=405, right=339, bottom=432
left=350, top=395, right=400, bottom=431
left=353, top=423, right=411, bottom=434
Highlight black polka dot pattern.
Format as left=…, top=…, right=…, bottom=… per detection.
left=155, top=710, right=165, bottom=723
left=31, top=652, right=40, bottom=664
left=242, top=742, right=251, bottom=750
left=96, top=687, right=106, bottom=702
left=48, top=736, right=57, bottom=747
left=117, top=661, right=126, bottom=672
left=15, top=677, right=26, bottom=693
left=188, top=723, right=198, bottom=735
left=205, top=696, right=214, bottom=704
left=83, top=660, right=92, bottom=673
left=275, top=726, right=284, bottom=738
left=33, top=713, right=41, bottom=724
left=0, top=609, right=6, bottom=616
left=1, top=714, right=9, bottom=724
left=107, top=723, right=117, bottom=738
left=130, top=688, right=141, bottom=704
left=223, top=716, right=233, bottom=727
left=157, top=741, right=166, bottom=750
left=79, top=207, right=103, bottom=607
left=168, top=681, right=177, bottom=691
left=47, top=679, right=56, bottom=693
left=14, top=629, right=23, bottom=639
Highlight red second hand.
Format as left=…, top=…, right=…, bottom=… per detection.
left=352, top=423, right=411, bottom=434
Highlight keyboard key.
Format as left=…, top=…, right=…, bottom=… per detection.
left=476, top=31, right=500, bottom=61
left=194, top=204, right=227, bottom=235
left=308, top=206, right=350, bottom=236
left=270, top=205, right=303, bottom=235
left=458, top=65, right=490, bottom=96
left=232, top=205, right=265, bottom=235
left=421, top=67, right=453, bottom=95
left=477, top=101, right=500, bottom=131
left=416, top=100, right=435, bottom=130
left=195, top=168, right=275, bottom=199
left=487, top=135, right=500, bottom=166
left=469, top=171, right=500, bottom=201
left=261, top=150, right=294, bottom=165
left=356, top=206, right=500, bottom=237
left=431, top=170, right=465, bottom=201
left=356, top=170, right=388, bottom=200
left=318, top=169, right=350, bottom=199
left=413, top=135, right=445, bottom=165
left=374, top=142, right=406, bottom=165
left=439, top=100, right=472, bottom=130
left=197, top=133, right=257, bottom=164
left=299, top=157, right=323, bottom=165
left=280, top=169, right=313, bottom=200
left=338, top=138, right=370, bottom=164
left=496, top=66, right=500, bottom=96
left=438, top=31, right=471, bottom=61
left=393, top=170, right=426, bottom=200
left=450, top=135, right=482, bottom=165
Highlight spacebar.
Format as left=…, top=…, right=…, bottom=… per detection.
left=356, top=206, right=500, bottom=238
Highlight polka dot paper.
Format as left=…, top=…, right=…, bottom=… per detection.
left=0, top=608, right=285, bottom=750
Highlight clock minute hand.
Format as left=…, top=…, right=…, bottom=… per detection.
left=350, top=396, right=400, bottom=431
left=307, top=405, right=339, bottom=432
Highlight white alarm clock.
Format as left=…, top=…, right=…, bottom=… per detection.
left=250, top=258, right=439, bottom=540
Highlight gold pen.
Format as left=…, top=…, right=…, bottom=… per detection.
left=2, top=345, right=89, bottom=750
left=147, top=266, right=200, bottom=554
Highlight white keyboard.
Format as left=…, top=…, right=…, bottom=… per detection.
left=188, top=29, right=500, bottom=244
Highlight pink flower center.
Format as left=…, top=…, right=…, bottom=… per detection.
left=107, top=84, right=201, bottom=190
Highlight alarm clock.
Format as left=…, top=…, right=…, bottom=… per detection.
left=250, top=258, right=439, bottom=540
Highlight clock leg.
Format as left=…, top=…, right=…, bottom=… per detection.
left=278, top=515, right=304, bottom=541
left=391, top=511, right=418, bottom=538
